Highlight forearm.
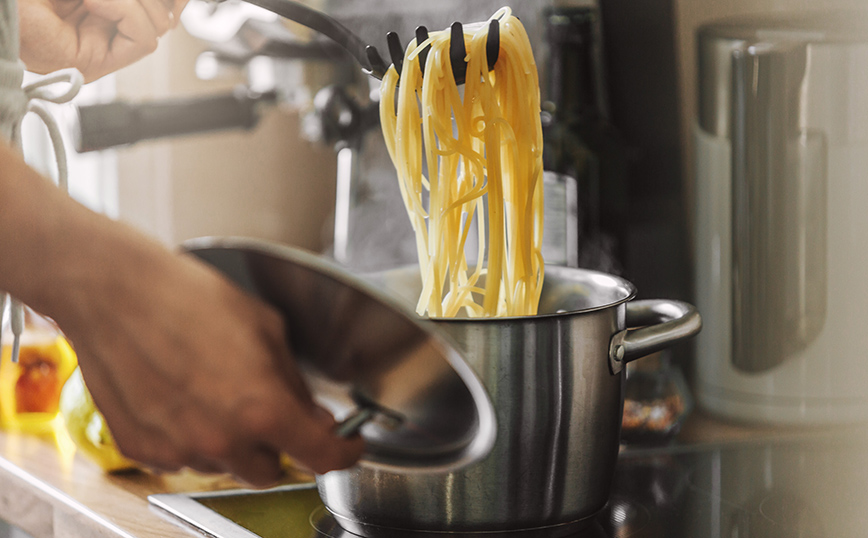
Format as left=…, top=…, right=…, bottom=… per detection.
left=0, top=141, right=170, bottom=330
left=0, top=141, right=75, bottom=299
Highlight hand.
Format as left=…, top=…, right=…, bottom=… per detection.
left=0, top=143, right=364, bottom=485
left=17, top=0, right=187, bottom=81
left=62, top=245, right=365, bottom=485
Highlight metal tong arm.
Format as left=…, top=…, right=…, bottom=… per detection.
left=239, top=0, right=388, bottom=78
left=236, top=0, right=500, bottom=84
left=334, top=391, right=405, bottom=438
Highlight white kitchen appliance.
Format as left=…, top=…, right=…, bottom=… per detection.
left=694, top=11, right=868, bottom=424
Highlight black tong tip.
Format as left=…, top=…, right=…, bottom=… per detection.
left=377, top=18, right=500, bottom=84
left=365, top=45, right=388, bottom=79
left=449, top=22, right=468, bottom=83
left=415, top=26, right=430, bottom=73
left=486, top=19, right=500, bottom=70
left=386, top=32, right=404, bottom=76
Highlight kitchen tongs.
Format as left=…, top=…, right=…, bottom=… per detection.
left=239, top=0, right=500, bottom=84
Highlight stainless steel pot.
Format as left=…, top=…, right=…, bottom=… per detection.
left=317, top=265, right=701, bottom=537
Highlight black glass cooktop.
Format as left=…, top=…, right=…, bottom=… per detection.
left=151, top=432, right=868, bottom=538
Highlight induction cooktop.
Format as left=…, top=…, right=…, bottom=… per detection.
left=150, top=433, right=868, bottom=538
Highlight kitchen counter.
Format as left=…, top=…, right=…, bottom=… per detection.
left=0, top=411, right=853, bottom=538
left=0, top=423, right=309, bottom=538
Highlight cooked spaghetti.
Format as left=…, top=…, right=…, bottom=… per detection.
left=380, top=7, right=544, bottom=318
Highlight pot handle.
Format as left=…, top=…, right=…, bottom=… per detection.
left=608, top=300, right=702, bottom=375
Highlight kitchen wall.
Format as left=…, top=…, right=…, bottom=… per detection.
left=112, top=28, right=339, bottom=252
left=108, top=0, right=866, bottom=264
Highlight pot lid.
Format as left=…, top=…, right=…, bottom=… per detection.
left=184, top=237, right=496, bottom=473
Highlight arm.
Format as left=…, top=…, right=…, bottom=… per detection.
left=0, top=142, right=364, bottom=485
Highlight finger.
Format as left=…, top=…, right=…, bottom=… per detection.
left=77, top=358, right=188, bottom=472
left=236, top=335, right=366, bottom=474
left=157, top=394, right=236, bottom=470
left=83, top=341, right=235, bottom=471
left=224, top=380, right=334, bottom=475
left=269, top=347, right=366, bottom=472
left=76, top=30, right=151, bottom=81
left=82, top=0, right=159, bottom=39
left=258, top=391, right=365, bottom=475
left=133, top=0, right=175, bottom=35
left=223, top=445, right=284, bottom=489
left=260, top=315, right=315, bottom=405
left=73, top=19, right=114, bottom=78
left=78, top=0, right=160, bottom=78
left=186, top=457, right=225, bottom=476
left=285, top=426, right=366, bottom=476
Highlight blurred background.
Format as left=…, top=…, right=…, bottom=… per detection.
left=52, top=0, right=864, bottom=288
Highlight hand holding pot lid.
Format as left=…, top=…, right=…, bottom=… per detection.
left=185, top=236, right=498, bottom=473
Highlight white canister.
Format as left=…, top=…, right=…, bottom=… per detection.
left=694, top=12, right=868, bottom=424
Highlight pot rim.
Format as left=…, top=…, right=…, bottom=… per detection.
left=387, top=265, right=639, bottom=323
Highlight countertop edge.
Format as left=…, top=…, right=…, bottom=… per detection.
left=0, top=454, right=138, bottom=538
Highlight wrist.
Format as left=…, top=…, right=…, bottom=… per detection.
left=32, top=208, right=175, bottom=338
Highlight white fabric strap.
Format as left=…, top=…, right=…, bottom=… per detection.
left=9, top=296, right=21, bottom=362
left=2, top=67, right=83, bottom=362
left=0, top=0, right=21, bottom=361
left=21, top=69, right=84, bottom=191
